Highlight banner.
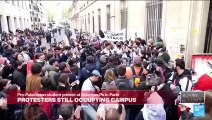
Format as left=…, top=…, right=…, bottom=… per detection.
left=102, top=29, right=126, bottom=41
left=191, top=54, right=212, bottom=76
left=7, top=90, right=177, bottom=105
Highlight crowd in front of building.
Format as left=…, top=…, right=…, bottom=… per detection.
left=0, top=27, right=211, bottom=120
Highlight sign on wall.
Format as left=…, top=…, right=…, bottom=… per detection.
left=102, top=29, right=126, bottom=41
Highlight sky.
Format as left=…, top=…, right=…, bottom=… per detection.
left=42, top=1, right=72, bottom=21
left=42, top=1, right=72, bottom=10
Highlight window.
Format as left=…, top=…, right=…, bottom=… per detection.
left=106, top=5, right=111, bottom=30
left=7, top=16, right=10, bottom=32
left=92, top=11, right=94, bottom=33
left=85, top=15, right=87, bottom=31
left=120, top=0, right=127, bottom=29
left=146, top=0, right=163, bottom=41
left=22, top=1, right=24, bottom=8
left=12, top=0, right=14, bottom=5
left=0, top=16, right=2, bottom=33
left=17, top=1, right=19, bottom=6
left=25, top=1, right=27, bottom=10
left=98, top=9, right=101, bottom=30
left=88, top=13, right=90, bottom=32
left=87, top=0, right=89, bottom=4
left=81, top=16, right=83, bottom=30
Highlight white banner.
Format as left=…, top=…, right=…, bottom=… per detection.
left=102, top=29, right=126, bottom=41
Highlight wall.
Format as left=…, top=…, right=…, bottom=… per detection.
left=0, top=1, right=31, bottom=32
left=127, top=1, right=146, bottom=40
left=161, top=1, right=191, bottom=61
left=70, top=1, right=146, bottom=40
left=161, top=1, right=210, bottom=67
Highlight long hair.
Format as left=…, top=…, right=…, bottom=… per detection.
left=104, top=69, right=116, bottom=82
left=24, top=104, right=42, bottom=120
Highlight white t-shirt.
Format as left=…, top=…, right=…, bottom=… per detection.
left=81, top=78, right=95, bottom=91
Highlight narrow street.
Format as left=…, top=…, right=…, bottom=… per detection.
left=42, top=28, right=69, bottom=48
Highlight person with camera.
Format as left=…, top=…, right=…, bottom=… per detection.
left=135, top=74, right=167, bottom=120
left=137, top=62, right=179, bottom=120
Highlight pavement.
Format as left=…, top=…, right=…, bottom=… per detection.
left=42, top=28, right=69, bottom=49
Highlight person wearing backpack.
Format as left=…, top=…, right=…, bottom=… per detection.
left=125, top=56, right=148, bottom=88
left=169, top=59, right=192, bottom=91
left=101, top=69, right=117, bottom=90
left=115, top=64, right=133, bottom=120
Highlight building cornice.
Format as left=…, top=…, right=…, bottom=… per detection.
left=78, top=0, right=97, bottom=13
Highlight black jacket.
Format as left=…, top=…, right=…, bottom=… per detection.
left=172, top=69, right=192, bottom=91
left=13, top=69, right=26, bottom=90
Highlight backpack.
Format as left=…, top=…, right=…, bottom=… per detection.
left=172, top=72, right=192, bottom=91
left=130, top=66, right=145, bottom=88
left=115, top=79, right=132, bottom=90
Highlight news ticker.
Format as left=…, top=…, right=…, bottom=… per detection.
left=7, top=91, right=205, bottom=104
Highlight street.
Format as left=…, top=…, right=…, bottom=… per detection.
left=42, top=28, right=69, bottom=48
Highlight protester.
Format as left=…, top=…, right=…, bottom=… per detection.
left=169, top=59, right=192, bottom=91
left=125, top=56, right=148, bottom=87
left=42, top=57, right=59, bottom=89
left=101, top=69, right=117, bottom=90
left=26, top=63, right=42, bottom=91
left=0, top=79, right=12, bottom=120
left=0, top=26, right=211, bottom=120
left=57, top=74, right=71, bottom=91
left=115, top=64, right=133, bottom=120
left=24, top=104, right=49, bottom=120
left=81, top=70, right=102, bottom=120
left=57, top=104, right=74, bottom=120
left=12, top=61, right=26, bottom=90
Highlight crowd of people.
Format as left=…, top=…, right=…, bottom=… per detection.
left=0, top=27, right=212, bottom=120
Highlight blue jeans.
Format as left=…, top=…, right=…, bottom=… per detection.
left=125, top=108, right=131, bottom=120
left=81, top=104, right=97, bottom=120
